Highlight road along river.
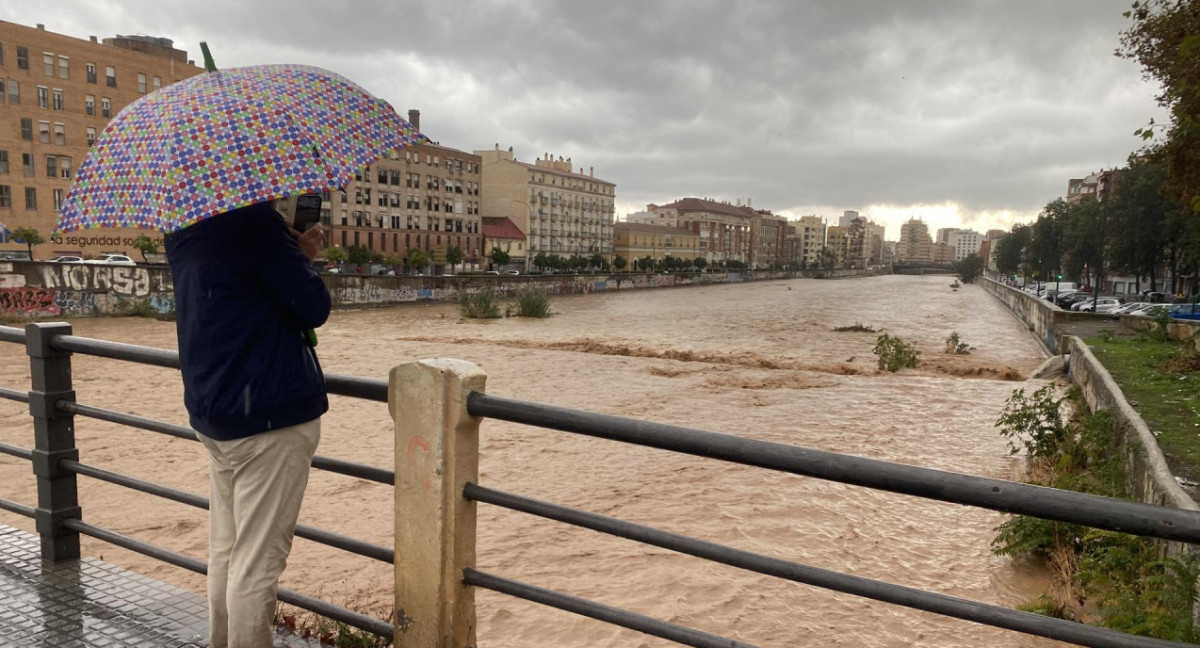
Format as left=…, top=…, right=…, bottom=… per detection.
left=0, top=274, right=1071, bottom=647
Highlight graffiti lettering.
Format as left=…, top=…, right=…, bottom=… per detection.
left=40, top=265, right=156, bottom=297
left=0, top=287, right=60, bottom=314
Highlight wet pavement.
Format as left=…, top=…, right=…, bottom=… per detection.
left=0, top=523, right=321, bottom=647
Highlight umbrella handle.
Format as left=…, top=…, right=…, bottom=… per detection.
left=200, top=42, right=217, bottom=72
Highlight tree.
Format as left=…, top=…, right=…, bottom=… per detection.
left=407, top=249, right=430, bottom=273
left=132, top=234, right=160, bottom=262
left=384, top=254, right=404, bottom=269
left=818, top=247, right=837, bottom=272
left=11, top=227, right=43, bottom=260
left=639, top=256, right=655, bottom=272
left=1120, top=0, right=1200, bottom=211
left=346, top=245, right=372, bottom=265
left=489, top=247, right=510, bottom=268
left=694, top=257, right=707, bottom=271
left=613, top=255, right=628, bottom=271
left=590, top=253, right=604, bottom=270
left=324, top=246, right=349, bottom=265
left=955, top=253, right=984, bottom=283
left=1107, top=158, right=1176, bottom=291
left=994, top=225, right=1031, bottom=278
left=1027, top=200, right=1067, bottom=282
left=445, top=246, right=463, bottom=274
left=534, top=253, right=549, bottom=270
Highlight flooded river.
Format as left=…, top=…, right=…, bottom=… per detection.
left=0, top=275, right=1069, bottom=647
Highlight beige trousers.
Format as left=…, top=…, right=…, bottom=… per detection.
left=200, top=418, right=321, bottom=648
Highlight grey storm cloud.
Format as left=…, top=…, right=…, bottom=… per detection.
left=3, top=0, right=1165, bottom=233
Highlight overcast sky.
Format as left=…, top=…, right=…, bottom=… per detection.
left=4, top=1, right=1165, bottom=239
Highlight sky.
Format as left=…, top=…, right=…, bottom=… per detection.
left=2, top=1, right=1168, bottom=240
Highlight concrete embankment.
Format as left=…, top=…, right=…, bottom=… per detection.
left=0, top=261, right=877, bottom=318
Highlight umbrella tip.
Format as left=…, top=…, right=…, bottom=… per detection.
left=200, top=42, right=217, bottom=72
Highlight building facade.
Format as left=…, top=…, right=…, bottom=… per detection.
left=750, top=210, right=788, bottom=269
left=476, top=146, right=615, bottom=268
left=1066, top=169, right=1122, bottom=205
left=0, top=21, right=203, bottom=259
left=947, top=229, right=982, bottom=261
left=481, top=216, right=525, bottom=271
left=612, top=222, right=699, bottom=268
left=794, top=214, right=826, bottom=267
left=325, top=114, right=484, bottom=272
left=648, top=198, right=755, bottom=266
left=897, top=218, right=934, bottom=262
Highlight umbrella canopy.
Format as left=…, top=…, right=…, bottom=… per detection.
left=56, top=63, right=426, bottom=234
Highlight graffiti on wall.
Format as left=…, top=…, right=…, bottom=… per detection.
left=0, top=287, right=61, bottom=314
left=39, top=264, right=170, bottom=297
left=0, top=274, right=26, bottom=289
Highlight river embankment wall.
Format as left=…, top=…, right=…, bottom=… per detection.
left=0, top=261, right=876, bottom=318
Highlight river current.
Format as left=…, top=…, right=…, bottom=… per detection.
left=0, top=275, right=1069, bottom=647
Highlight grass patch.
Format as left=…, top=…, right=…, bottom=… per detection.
left=1083, top=335, right=1200, bottom=484
left=513, top=286, right=552, bottom=318
left=459, top=288, right=501, bottom=319
left=833, top=322, right=874, bottom=332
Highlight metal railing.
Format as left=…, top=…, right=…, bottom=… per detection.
left=3, top=324, right=1200, bottom=648
left=0, top=323, right=396, bottom=640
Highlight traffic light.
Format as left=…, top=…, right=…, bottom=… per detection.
left=1057, top=274, right=1062, bottom=280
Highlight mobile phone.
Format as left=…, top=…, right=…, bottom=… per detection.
left=293, top=194, right=322, bottom=232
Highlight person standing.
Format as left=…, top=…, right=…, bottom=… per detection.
left=166, top=200, right=330, bottom=648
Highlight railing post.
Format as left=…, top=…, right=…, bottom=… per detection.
left=25, top=322, right=81, bottom=561
left=389, top=358, right=486, bottom=647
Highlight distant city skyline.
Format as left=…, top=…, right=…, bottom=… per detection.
left=1, top=2, right=1166, bottom=241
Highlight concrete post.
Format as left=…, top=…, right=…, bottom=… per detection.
left=25, top=322, right=81, bottom=561
left=389, top=359, right=486, bottom=648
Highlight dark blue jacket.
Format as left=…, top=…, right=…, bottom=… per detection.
left=166, top=202, right=330, bottom=440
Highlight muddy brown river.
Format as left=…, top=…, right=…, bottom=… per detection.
left=0, top=275, right=1070, bottom=647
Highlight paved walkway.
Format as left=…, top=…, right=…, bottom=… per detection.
left=0, top=523, right=320, bottom=647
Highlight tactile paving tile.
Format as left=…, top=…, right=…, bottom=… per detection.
left=0, top=524, right=324, bottom=647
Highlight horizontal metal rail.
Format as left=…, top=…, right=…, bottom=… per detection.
left=463, top=568, right=762, bottom=648
left=0, top=441, right=32, bottom=461
left=0, top=325, right=24, bottom=344
left=59, top=459, right=394, bottom=564
left=0, top=386, right=28, bottom=403
left=59, top=400, right=395, bottom=485
left=0, top=496, right=34, bottom=518
left=61, top=519, right=393, bottom=640
left=467, top=392, right=1200, bottom=545
left=47, top=334, right=388, bottom=401
left=465, top=484, right=1184, bottom=648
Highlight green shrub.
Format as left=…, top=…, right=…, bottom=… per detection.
left=513, top=286, right=551, bottom=318
left=944, top=332, right=973, bottom=354
left=873, top=333, right=920, bottom=371
left=459, top=288, right=501, bottom=319
left=116, top=298, right=159, bottom=318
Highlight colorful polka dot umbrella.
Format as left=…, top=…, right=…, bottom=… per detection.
left=56, top=58, right=426, bottom=235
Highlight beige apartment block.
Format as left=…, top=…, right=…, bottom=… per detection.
left=750, top=210, right=788, bottom=269
left=648, top=198, right=755, bottom=266
left=794, top=214, right=826, bottom=267
left=612, top=222, right=699, bottom=268
left=826, top=225, right=847, bottom=267
left=327, top=113, right=482, bottom=271
left=897, top=217, right=933, bottom=262
left=475, top=146, right=615, bottom=269
left=0, top=21, right=203, bottom=259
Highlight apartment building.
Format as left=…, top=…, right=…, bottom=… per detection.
left=826, top=225, right=847, bottom=267
left=476, top=146, right=615, bottom=268
left=897, top=217, right=934, bottom=262
left=612, top=222, right=699, bottom=267
left=328, top=114, right=483, bottom=271
left=947, top=229, right=982, bottom=261
left=1066, top=169, right=1121, bottom=205
left=648, top=197, right=755, bottom=266
left=750, top=210, right=788, bottom=269
left=0, top=21, right=203, bottom=259
left=794, top=214, right=826, bottom=267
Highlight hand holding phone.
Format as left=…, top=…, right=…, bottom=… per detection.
left=292, top=194, right=322, bottom=233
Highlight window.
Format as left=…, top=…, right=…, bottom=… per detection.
left=101, top=97, right=111, bottom=118
left=0, top=186, right=9, bottom=209
left=85, top=95, right=94, bottom=115
left=137, top=73, right=146, bottom=93
left=25, top=187, right=36, bottom=210
left=58, top=55, right=68, bottom=79
left=0, top=43, right=4, bottom=66
left=53, top=188, right=65, bottom=211
left=7, top=80, right=18, bottom=105
left=45, top=155, right=57, bottom=178
left=0, top=151, right=7, bottom=174
left=16, top=46, right=28, bottom=70
left=22, top=153, right=33, bottom=176
left=86, top=62, right=96, bottom=84
left=54, top=123, right=65, bottom=146
left=86, top=127, right=96, bottom=147
left=59, top=157, right=71, bottom=179
left=51, top=89, right=62, bottom=111
left=152, top=75, right=161, bottom=91
left=37, top=86, right=47, bottom=108
left=43, top=53, right=54, bottom=76
left=105, top=65, right=116, bottom=87
left=38, top=121, right=50, bottom=143
left=377, top=168, right=387, bottom=184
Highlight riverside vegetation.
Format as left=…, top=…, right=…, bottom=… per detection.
left=872, top=333, right=920, bottom=372
left=993, top=384, right=1200, bottom=641
left=459, top=286, right=553, bottom=319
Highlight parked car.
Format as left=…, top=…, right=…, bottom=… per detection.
left=0, top=251, right=31, bottom=261
left=1056, top=292, right=1089, bottom=309
left=1076, top=297, right=1123, bottom=313
left=1110, top=302, right=1151, bottom=315
left=84, top=254, right=136, bottom=266
left=51, top=256, right=84, bottom=263
left=504, top=270, right=521, bottom=275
